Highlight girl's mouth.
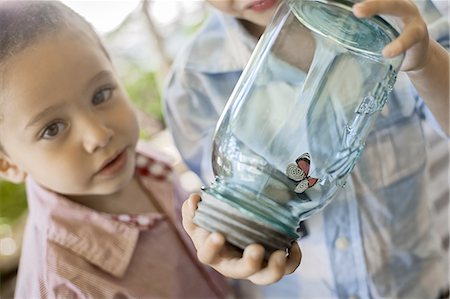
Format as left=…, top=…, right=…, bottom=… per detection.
left=97, top=149, right=127, bottom=176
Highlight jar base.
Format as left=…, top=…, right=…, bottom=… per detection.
left=193, top=190, right=297, bottom=258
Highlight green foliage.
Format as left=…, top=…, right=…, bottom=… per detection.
left=139, top=129, right=153, bottom=141
left=123, top=65, right=163, bottom=122
left=0, top=180, right=27, bottom=225
left=183, top=13, right=209, bottom=35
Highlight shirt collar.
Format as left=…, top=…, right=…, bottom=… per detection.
left=25, top=177, right=139, bottom=278
left=183, top=11, right=257, bottom=74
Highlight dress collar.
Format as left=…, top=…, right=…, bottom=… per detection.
left=26, top=177, right=139, bottom=278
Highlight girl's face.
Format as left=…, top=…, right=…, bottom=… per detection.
left=0, top=29, right=139, bottom=197
left=207, top=0, right=280, bottom=27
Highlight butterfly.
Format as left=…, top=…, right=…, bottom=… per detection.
left=286, top=153, right=319, bottom=193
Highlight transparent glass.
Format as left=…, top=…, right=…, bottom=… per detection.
left=194, top=0, right=404, bottom=254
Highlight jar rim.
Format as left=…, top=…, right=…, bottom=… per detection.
left=289, top=0, right=403, bottom=65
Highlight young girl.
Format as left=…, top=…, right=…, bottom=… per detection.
left=0, top=2, right=297, bottom=297
left=165, top=0, right=449, bottom=297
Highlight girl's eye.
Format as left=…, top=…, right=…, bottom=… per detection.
left=92, top=88, right=113, bottom=106
left=40, top=122, right=67, bottom=140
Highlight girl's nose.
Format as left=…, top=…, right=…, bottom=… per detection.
left=82, top=117, right=114, bottom=154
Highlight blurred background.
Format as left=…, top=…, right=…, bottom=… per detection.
left=0, top=1, right=208, bottom=297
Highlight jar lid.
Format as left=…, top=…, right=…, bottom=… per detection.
left=290, top=0, right=400, bottom=59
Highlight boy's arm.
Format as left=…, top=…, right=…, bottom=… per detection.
left=181, top=194, right=302, bottom=285
left=407, top=40, right=449, bottom=134
left=353, top=0, right=449, bottom=135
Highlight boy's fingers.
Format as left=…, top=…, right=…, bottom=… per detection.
left=181, top=195, right=211, bottom=249
left=382, top=22, right=427, bottom=57
left=353, top=0, right=417, bottom=18
left=196, top=232, right=226, bottom=265
left=187, top=193, right=202, bottom=212
left=246, top=243, right=302, bottom=285
left=182, top=195, right=301, bottom=283
left=181, top=196, right=198, bottom=232
left=239, top=244, right=266, bottom=276
left=213, top=243, right=266, bottom=279
left=351, top=0, right=427, bottom=59
left=247, top=250, right=287, bottom=285
left=285, top=242, right=302, bottom=274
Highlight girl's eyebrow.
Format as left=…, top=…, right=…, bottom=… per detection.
left=25, top=70, right=114, bottom=129
left=26, top=104, right=64, bottom=129
left=85, top=70, right=114, bottom=88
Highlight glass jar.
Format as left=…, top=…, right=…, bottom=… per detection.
left=194, top=0, right=404, bottom=254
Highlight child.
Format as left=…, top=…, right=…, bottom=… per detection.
left=0, top=1, right=300, bottom=298
left=164, top=0, right=449, bottom=297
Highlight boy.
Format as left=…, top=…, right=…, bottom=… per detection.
left=164, top=0, right=449, bottom=297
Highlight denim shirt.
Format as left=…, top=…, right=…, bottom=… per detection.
left=164, top=2, right=449, bottom=298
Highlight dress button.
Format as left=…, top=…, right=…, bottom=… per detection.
left=335, top=237, right=349, bottom=250
left=136, top=155, right=148, bottom=167
left=149, top=163, right=165, bottom=176
left=118, top=214, right=131, bottom=222
left=137, top=215, right=151, bottom=226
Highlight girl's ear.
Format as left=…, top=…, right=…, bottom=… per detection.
left=0, top=153, right=27, bottom=184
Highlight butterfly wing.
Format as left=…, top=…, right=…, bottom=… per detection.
left=286, top=163, right=306, bottom=181
left=297, top=152, right=311, bottom=161
left=294, top=179, right=309, bottom=193
left=296, top=157, right=310, bottom=177
left=308, top=177, right=318, bottom=188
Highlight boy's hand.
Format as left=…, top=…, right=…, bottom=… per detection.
left=353, top=0, right=429, bottom=72
left=182, top=194, right=302, bottom=285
